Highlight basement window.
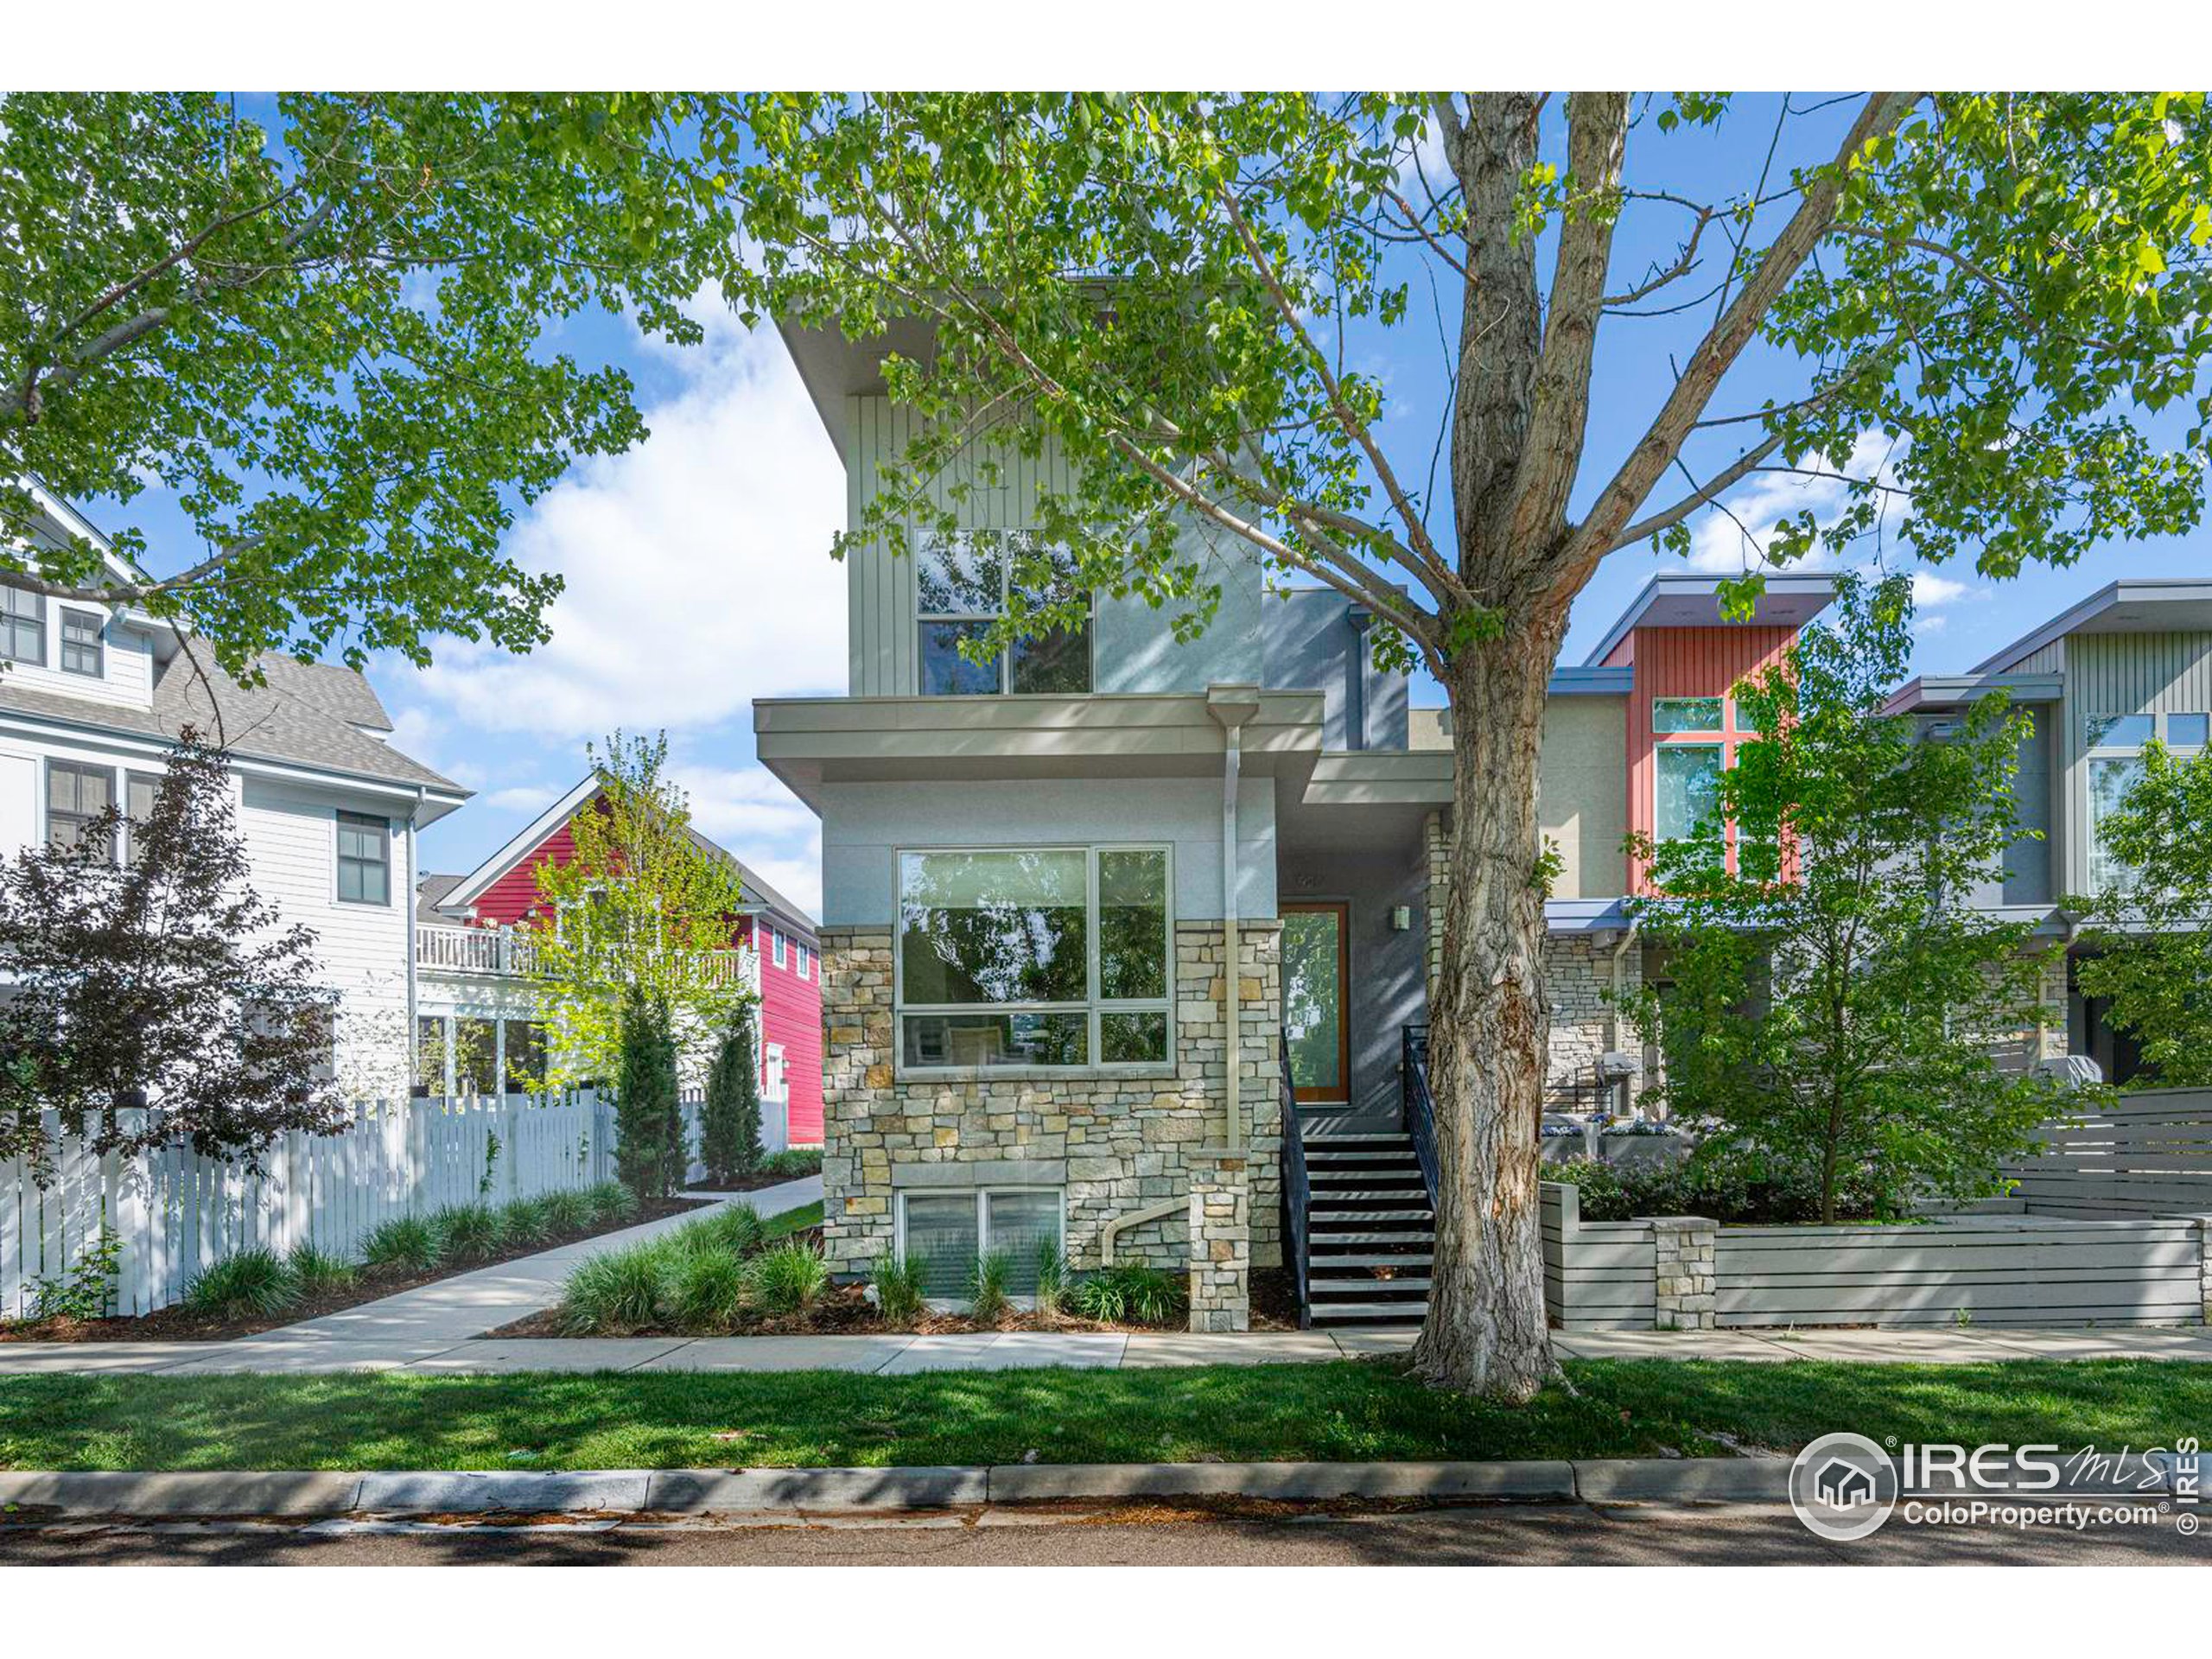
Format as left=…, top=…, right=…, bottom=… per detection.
left=896, top=1188, right=1064, bottom=1301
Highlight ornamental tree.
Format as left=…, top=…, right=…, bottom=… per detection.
left=2071, top=741, right=2212, bottom=1086
left=1619, top=575, right=2063, bottom=1224
left=526, top=730, right=753, bottom=1084
left=0, top=92, right=735, bottom=674
left=718, top=92, right=2212, bottom=1396
left=0, top=729, right=343, bottom=1180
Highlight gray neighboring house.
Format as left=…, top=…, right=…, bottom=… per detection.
left=1, top=484, right=469, bottom=1098
left=753, top=323, right=1840, bottom=1331
left=1885, top=578, right=2212, bottom=1084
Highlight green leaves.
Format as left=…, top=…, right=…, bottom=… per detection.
left=0, top=92, right=740, bottom=675
left=1624, top=575, right=2063, bottom=1221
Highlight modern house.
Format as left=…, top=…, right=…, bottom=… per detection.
left=414, top=772, right=825, bottom=1148
left=0, top=484, right=469, bottom=1099
left=753, top=321, right=1847, bottom=1331
left=1885, top=578, right=2212, bottom=1084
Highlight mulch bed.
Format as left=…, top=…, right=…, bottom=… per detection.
left=0, top=1196, right=709, bottom=1345
left=683, top=1167, right=823, bottom=1195
left=486, top=1246, right=1303, bottom=1340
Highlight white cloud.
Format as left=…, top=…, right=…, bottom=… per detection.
left=1908, top=570, right=1974, bottom=609
left=416, top=318, right=846, bottom=739
left=740, top=852, right=823, bottom=925
left=1682, top=429, right=1904, bottom=575
left=670, top=761, right=819, bottom=846
left=480, top=783, right=560, bottom=815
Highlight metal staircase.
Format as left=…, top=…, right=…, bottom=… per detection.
left=1279, top=1024, right=1438, bottom=1328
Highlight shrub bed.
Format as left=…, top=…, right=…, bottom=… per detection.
left=1551, top=1147, right=1885, bottom=1225
left=0, top=1183, right=701, bottom=1344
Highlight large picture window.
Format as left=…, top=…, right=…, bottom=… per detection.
left=1655, top=744, right=1726, bottom=845
left=917, top=531, right=1091, bottom=696
left=896, top=845, right=1170, bottom=1071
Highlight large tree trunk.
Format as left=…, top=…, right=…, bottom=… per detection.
left=1408, top=607, right=1567, bottom=1400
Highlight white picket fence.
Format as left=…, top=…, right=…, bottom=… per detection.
left=0, top=1088, right=709, bottom=1319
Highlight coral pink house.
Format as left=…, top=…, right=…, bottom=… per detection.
left=417, top=774, right=823, bottom=1147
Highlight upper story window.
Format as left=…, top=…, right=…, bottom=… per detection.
left=2, top=586, right=45, bottom=665
left=772, top=926, right=786, bottom=969
left=895, top=845, right=1170, bottom=1071
left=1650, top=697, right=1733, bottom=849
left=59, top=609, right=104, bottom=677
left=917, top=531, right=1091, bottom=696
left=48, top=760, right=115, bottom=858
left=336, top=810, right=391, bottom=905
left=124, top=771, right=159, bottom=867
left=2086, top=711, right=2209, bottom=887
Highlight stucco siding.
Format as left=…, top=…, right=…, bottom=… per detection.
left=1260, top=588, right=1409, bottom=749
left=816, top=776, right=1277, bottom=929
left=1539, top=695, right=1629, bottom=899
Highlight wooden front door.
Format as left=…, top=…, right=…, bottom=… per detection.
left=1282, top=901, right=1351, bottom=1104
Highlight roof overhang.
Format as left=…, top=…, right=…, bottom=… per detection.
left=1881, top=672, right=2067, bottom=715
left=0, top=705, right=467, bottom=823
left=1971, top=580, right=2212, bottom=674
left=754, top=689, right=1326, bottom=810
left=442, top=774, right=605, bottom=913
left=1581, top=573, right=1838, bottom=668
left=778, top=316, right=943, bottom=464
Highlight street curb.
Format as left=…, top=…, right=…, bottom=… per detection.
left=0, top=1458, right=1800, bottom=1519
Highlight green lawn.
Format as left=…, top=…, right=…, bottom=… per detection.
left=2, top=1358, right=2203, bottom=1472
left=760, top=1199, right=823, bottom=1240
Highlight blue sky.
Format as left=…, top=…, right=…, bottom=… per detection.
left=92, top=96, right=2210, bottom=919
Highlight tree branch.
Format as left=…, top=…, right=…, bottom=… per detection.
left=1569, top=92, right=1923, bottom=571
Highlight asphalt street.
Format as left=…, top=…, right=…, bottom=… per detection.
left=0, top=1501, right=2202, bottom=1566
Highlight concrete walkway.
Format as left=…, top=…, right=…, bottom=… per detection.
left=4, top=1313, right=2212, bottom=1377
left=0, top=1175, right=821, bottom=1376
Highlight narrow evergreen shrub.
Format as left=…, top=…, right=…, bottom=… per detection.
left=700, top=1012, right=763, bottom=1185
left=614, top=988, right=683, bottom=1201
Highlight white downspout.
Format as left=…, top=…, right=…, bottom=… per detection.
left=1206, top=686, right=1261, bottom=1153
left=405, top=786, right=424, bottom=1096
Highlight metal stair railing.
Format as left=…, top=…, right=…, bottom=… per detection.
left=1402, top=1024, right=1440, bottom=1212
left=1280, top=1027, right=1312, bottom=1329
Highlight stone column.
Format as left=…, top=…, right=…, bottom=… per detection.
left=1651, top=1216, right=1717, bottom=1331
left=2196, top=1217, right=2212, bottom=1326
left=1187, top=1159, right=1250, bottom=1332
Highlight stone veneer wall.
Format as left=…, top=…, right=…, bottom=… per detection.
left=817, top=920, right=1283, bottom=1292
left=1542, top=932, right=1641, bottom=1116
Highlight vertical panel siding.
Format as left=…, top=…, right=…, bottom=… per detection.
left=2059, top=631, right=2212, bottom=893
left=1624, top=625, right=1798, bottom=892
left=844, top=393, right=1077, bottom=696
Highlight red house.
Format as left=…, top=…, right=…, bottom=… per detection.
left=417, top=774, right=823, bottom=1147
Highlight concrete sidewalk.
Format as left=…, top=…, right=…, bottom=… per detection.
left=3, top=1315, right=2211, bottom=1377
left=0, top=1175, right=821, bottom=1376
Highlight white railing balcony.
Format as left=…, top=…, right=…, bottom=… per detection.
left=416, top=922, right=538, bottom=978
left=416, top=922, right=753, bottom=988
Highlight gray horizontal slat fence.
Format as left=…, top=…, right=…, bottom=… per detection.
left=1713, top=1216, right=2205, bottom=1327
left=2006, top=1086, right=2212, bottom=1218
left=1541, top=1181, right=1657, bottom=1330
left=0, top=1089, right=626, bottom=1320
